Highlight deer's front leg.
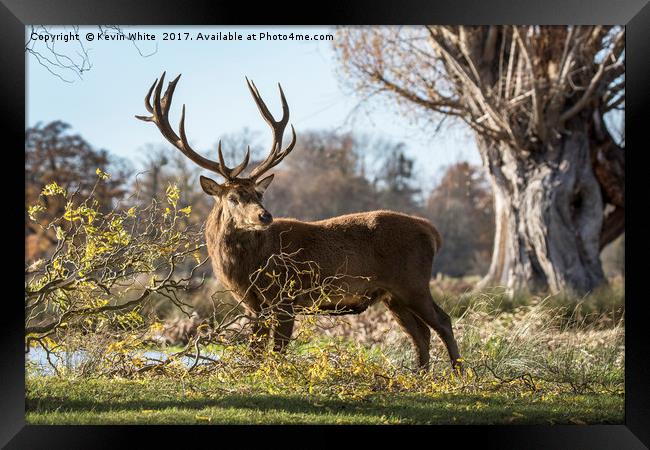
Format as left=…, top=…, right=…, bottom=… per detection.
left=272, top=302, right=295, bottom=353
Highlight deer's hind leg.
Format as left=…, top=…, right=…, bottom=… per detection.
left=384, top=296, right=432, bottom=370
left=396, top=287, right=461, bottom=371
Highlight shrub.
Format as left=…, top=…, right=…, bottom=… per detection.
left=25, top=174, right=206, bottom=376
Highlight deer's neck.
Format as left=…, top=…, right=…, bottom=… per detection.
left=205, top=205, right=273, bottom=291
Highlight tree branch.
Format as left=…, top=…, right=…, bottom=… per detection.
left=559, top=29, right=625, bottom=124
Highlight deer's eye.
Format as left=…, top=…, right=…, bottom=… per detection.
left=227, top=196, right=238, bottom=205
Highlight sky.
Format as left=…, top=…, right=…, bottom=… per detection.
left=26, top=25, right=481, bottom=192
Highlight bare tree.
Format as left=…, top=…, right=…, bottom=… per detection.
left=335, top=26, right=624, bottom=294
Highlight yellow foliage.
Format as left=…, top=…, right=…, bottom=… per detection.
left=95, top=168, right=111, bottom=180
left=28, top=204, right=45, bottom=220
left=41, top=182, right=66, bottom=197
left=165, top=184, right=180, bottom=207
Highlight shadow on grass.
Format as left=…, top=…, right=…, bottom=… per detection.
left=26, top=391, right=623, bottom=425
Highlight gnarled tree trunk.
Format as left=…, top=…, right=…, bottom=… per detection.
left=477, top=132, right=606, bottom=294
left=334, top=26, right=625, bottom=295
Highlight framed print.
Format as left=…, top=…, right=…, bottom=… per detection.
left=3, top=0, right=649, bottom=447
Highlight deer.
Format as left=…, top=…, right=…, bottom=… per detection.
left=136, top=72, right=462, bottom=371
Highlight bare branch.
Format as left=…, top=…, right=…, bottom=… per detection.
left=559, top=29, right=625, bottom=124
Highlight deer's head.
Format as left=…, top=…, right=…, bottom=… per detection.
left=136, top=72, right=296, bottom=230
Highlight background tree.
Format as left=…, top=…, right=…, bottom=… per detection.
left=426, top=162, right=495, bottom=277
left=335, top=26, right=625, bottom=294
left=263, top=130, right=380, bottom=220
left=25, top=121, right=131, bottom=260
left=372, top=142, right=422, bottom=214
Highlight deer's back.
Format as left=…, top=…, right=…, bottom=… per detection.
left=270, top=210, right=441, bottom=288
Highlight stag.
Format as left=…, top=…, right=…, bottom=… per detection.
left=136, top=72, right=461, bottom=371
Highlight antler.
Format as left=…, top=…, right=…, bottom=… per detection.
left=245, top=78, right=297, bottom=180
left=135, top=72, right=250, bottom=181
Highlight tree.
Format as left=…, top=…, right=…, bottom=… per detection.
left=335, top=26, right=625, bottom=294
left=263, top=130, right=380, bottom=220
left=372, top=143, right=421, bottom=214
left=425, top=162, right=494, bottom=277
left=25, top=121, right=131, bottom=260
left=137, top=145, right=170, bottom=202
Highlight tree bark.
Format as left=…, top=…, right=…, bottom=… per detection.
left=477, top=132, right=606, bottom=295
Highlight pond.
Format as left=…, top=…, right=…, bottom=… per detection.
left=26, top=347, right=219, bottom=375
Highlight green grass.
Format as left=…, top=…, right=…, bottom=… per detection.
left=26, top=377, right=623, bottom=425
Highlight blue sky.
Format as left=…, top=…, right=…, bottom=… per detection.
left=27, top=25, right=480, bottom=191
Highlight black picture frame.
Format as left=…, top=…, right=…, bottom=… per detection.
left=3, top=1, right=648, bottom=447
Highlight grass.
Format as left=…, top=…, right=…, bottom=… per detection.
left=431, top=278, right=625, bottom=324
left=26, top=282, right=625, bottom=425
left=26, top=377, right=623, bottom=425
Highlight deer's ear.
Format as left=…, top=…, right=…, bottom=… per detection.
left=255, top=174, right=274, bottom=195
left=200, top=176, right=224, bottom=196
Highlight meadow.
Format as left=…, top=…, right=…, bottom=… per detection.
left=26, top=279, right=625, bottom=425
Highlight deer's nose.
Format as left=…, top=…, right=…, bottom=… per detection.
left=259, top=211, right=273, bottom=225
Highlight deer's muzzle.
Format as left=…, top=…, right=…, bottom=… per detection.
left=259, top=211, right=273, bottom=225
